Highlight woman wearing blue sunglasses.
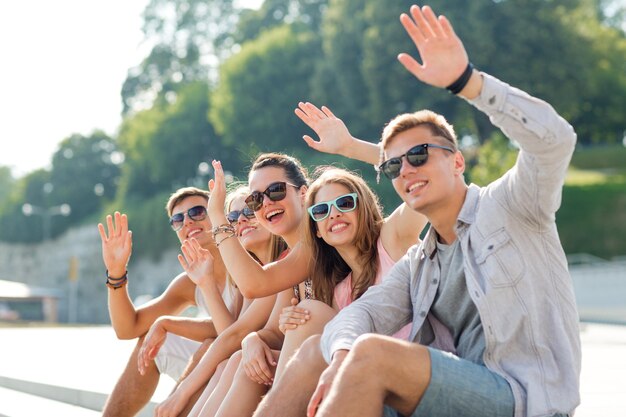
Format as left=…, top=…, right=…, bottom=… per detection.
left=269, top=167, right=426, bottom=392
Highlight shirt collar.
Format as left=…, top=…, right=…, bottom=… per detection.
left=420, top=184, right=481, bottom=259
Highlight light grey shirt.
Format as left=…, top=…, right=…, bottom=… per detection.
left=321, top=73, right=581, bottom=417
left=431, top=239, right=485, bottom=365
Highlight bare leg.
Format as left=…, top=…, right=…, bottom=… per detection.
left=274, top=300, right=336, bottom=382
left=214, top=351, right=280, bottom=417
left=174, top=338, right=215, bottom=416
left=195, top=352, right=242, bottom=417
left=102, top=336, right=159, bottom=417
left=254, top=335, right=327, bottom=417
left=317, top=334, right=431, bottom=417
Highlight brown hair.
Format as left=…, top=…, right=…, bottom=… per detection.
left=304, top=167, right=383, bottom=306
left=249, top=152, right=309, bottom=188
left=165, top=187, right=210, bottom=217
left=381, top=109, right=458, bottom=154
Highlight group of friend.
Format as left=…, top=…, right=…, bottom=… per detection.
left=97, top=5, right=581, bottom=417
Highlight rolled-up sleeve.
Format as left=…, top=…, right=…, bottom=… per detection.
left=467, top=73, right=577, bottom=225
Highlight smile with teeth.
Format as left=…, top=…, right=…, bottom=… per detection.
left=240, top=226, right=256, bottom=236
left=187, top=229, right=202, bottom=238
left=330, top=222, right=348, bottom=233
left=265, top=209, right=284, bottom=221
left=407, top=181, right=427, bottom=193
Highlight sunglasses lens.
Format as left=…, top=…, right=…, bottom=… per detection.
left=169, top=213, right=184, bottom=230
left=242, top=207, right=255, bottom=218
left=267, top=182, right=287, bottom=202
left=406, top=145, right=428, bottom=167
left=227, top=211, right=239, bottom=223
left=245, top=192, right=263, bottom=211
left=188, top=206, right=207, bottom=221
left=227, top=207, right=256, bottom=223
left=381, top=159, right=402, bottom=179
left=309, top=204, right=329, bottom=221
left=336, top=195, right=356, bottom=211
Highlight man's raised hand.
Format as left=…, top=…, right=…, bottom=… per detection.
left=97, top=212, right=132, bottom=278
left=398, top=5, right=469, bottom=88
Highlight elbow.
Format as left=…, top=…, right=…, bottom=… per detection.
left=112, top=325, right=141, bottom=340
left=114, top=329, right=136, bottom=340
left=239, top=286, right=265, bottom=299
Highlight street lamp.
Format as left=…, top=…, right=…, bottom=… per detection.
left=22, top=203, right=71, bottom=241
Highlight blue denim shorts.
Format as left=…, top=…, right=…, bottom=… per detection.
left=383, top=347, right=514, bottom=417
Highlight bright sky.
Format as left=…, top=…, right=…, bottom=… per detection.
left=0, top=0, right=262, bottom=178
left=0, top=1, right=151, bottom=177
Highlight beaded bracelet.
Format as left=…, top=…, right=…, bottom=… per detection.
left=216, top=232, right=237, bottom=247
left=212, top=224, right=235, bottom=239
left=106, top=270, right=128, bottom=290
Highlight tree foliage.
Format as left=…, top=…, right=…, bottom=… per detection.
left=4, top=0, right=625, bottom=259
left=210, top=24, right=321, bottom=163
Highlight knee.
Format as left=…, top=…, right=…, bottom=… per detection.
left=298, top=334, right=322, bottom=363
left=348, top=334, right=396, bottom=370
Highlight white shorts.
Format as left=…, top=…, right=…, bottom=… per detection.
left=154, top=333, right=202, bottom=381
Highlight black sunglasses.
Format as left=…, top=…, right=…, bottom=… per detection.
left=227, top=207, right=256, bottom=223
left=379, top=143, right=455, bottom=180
left=308, top=193, right=358, bottom=222
left=245, top=181, right=299, bottom=211
left=169, top=205, right=207, bottom=231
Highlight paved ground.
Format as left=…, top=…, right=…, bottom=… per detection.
left=0, top=323, right=624, bottom=416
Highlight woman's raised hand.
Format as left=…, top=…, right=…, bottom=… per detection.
left=295, top=103, right=353, bottom=156
left=207, top=160, right=228, bottom=225
left=178, top=238, right=215, bottom=287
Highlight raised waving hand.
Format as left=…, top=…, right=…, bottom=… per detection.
left=295, top=103, right=354, bottom=155
left=178, top=238, right=215, bottom=287
left=397, top=5, right=469, bottom=88
left=97, top=211, right=132, bottom=277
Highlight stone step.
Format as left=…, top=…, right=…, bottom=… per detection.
left=0, top=386, right=101, bottom=417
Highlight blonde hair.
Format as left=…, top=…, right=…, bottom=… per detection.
left=379, top=110, right=458, bottom=169
left=304, top=167, right=383, bottom=306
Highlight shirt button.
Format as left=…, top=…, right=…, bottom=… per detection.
left=431, top=279, right=438, bottom=284
left=419, top=311, right=427, bottom=318
left=474, top=291, right=480, bottom=298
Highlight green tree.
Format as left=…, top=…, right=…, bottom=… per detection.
left=117, top=81, right=234, bottom=201
left=121, top=0, right=244, bottom=114
left=468, top=132, right=519, bottom=187
left=210, top=25, right=321, bottom=163
left=49, top=131, right=121, bottom=225
left=0, top=166, right=14, bottom=206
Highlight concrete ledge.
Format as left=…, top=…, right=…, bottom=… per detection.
left=0, top=375, right=157, bottom=417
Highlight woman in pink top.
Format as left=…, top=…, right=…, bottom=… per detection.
left=274, top=167, right=424, bottom=378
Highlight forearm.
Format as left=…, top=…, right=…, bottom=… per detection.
left=160, top=316, right=217, bottom=342
left=338, top=137, right=381, bottom=166
left=107, top=288, right=141, bottom=339
left=467, top=71, right=576, bottom=217
left=198, top=282, right=236, bottom=334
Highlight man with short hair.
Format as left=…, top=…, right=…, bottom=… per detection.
left=98, top=187, right=241, bottom=417
left=255, top=4, right=580, bottom=417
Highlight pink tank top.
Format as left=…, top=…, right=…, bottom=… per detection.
left=333, top=238, right=412, bottom=340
